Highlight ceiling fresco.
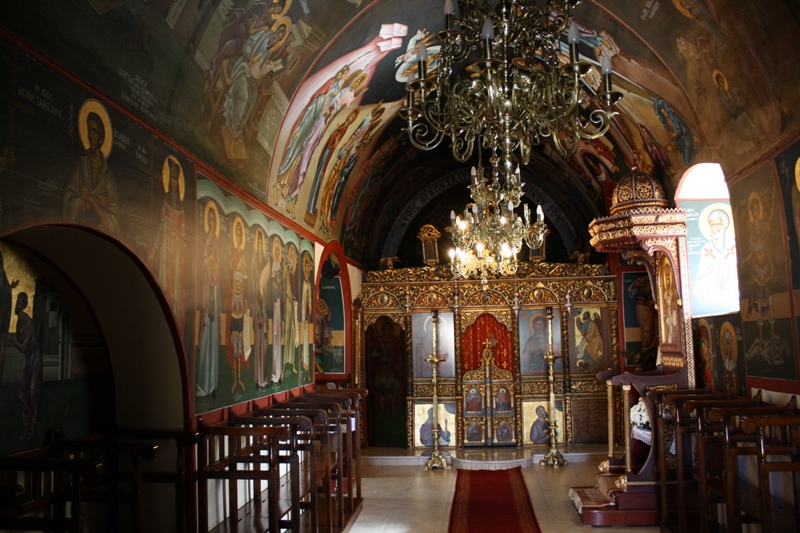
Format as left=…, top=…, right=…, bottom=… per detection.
left=1, top=0, right=799, bottom=269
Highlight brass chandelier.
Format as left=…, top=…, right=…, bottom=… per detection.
left=448, top=164, right=549, bottom=282
left=402, top=0, right=621, bottom=281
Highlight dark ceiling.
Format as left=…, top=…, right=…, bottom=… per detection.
left=1, top=0, right=799, bottom=270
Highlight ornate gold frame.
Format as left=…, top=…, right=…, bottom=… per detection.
left=355, top=263, right=618, bottom=449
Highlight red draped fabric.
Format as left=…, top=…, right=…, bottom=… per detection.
left=461, top=314, right=514, bottom=375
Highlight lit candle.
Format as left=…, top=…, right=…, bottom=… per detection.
left=536, top=205, right=544, bottom=223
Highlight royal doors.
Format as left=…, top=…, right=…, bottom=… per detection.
left=462, top=338, right=516, bottom=446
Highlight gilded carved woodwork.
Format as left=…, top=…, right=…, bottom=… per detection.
left=364, top=289, right=402, bottom=309
left=571, top=379, right=607, bottom=393
left=365, top=262, right=607, bottom=284
left=414, top=384, right=457, bottom=397
left=520, top=285, right=559, bottom=304
left=414, top=289, right=450, bottom=309
left=459, top=309, right=514, bottom=332
left=362, top=262, right=619, bottom=450
left=362, top=312, right=404, bottom=330
left=589, top=202, right=694, bottom=386
left=565, top=396, right=573, bottom=447
left=463, top=289, right=509, bottom=307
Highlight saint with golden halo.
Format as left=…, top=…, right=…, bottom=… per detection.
left=62, top=99, right=120, bottom=233
left=197, top=200, right=221, bottom=400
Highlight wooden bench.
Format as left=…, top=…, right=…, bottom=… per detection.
left=742, top=414, right=800, bottom=532
left=228, top=410, right=317, bottom=532
left=115, top=428, right=199, bottom=533
left=52, top=429, right=159, bottom=533
left=281, top=396, right=351, bottom=528
left=651, top=390, right=763, bottom=531
left=0, top=456, right=99, bottom=532
left=253, top=404, right=338, bottom=533
left=196, top=417, right=287, bottom=533
left=697, top=397, right=797, bottom=532
left=649, top=389, right=733, bottom=530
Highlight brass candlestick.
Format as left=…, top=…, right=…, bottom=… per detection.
left=424, top=310, right=452, bottom=471
left=540, top=306, right=567, bottom=468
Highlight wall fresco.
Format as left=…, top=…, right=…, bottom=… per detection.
left=0, top=242, right=113, bottom=456
left=195, top=178, right=315, bottom=414
left=730, top=163, right=796, bottom=382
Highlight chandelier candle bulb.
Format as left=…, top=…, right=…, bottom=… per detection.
left=536, top=205, right=544, bottom=223
left=601, top=54, right=613, bottom=74
left=444, top=0, right=454, bottom=30
left=481, top=18, right=494, bottom=59
left=602, top=55, right=613, bottom=93
left=568, top=21, right=581, bottom=64
left=417, top=42, right=427, bottom=62
left=417, top=42, right=428, bottom=81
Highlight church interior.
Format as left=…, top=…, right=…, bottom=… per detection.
left=1, top=0, right=800, bottom=531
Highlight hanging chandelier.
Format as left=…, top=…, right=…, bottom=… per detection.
left=401, top=0, right=622, bottom=163
left=403, top=0, right=621, bottom=281
left=447, top=164, right=548, bottom=283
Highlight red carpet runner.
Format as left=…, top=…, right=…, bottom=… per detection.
left=448, top=467, right=541, bottom=533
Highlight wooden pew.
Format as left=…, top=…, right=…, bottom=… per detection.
left=0, top=456, right=98, bottom=533
left=196, top=417, right=287, bottom=533
left=255, top=405, right=334, bottom=533
left=309, top=388, right=367, bottom=501
left=52, top=428, right=159, bottom=533
left=649, top=389, right=733, bottom=530
left=281, top=396, right=349, bottom=528
left=301, top=391, right=360, bottom=507
left=697, top=397, right=797, bottom=532
left=228, top=410, right=316, bottom=533
left=115, top=428, right=199, bottom=533
left=742, top=415, right=800, bottom=532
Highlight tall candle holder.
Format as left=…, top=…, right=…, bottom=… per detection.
left=540, top=306, right=567, bottom=468
left=424, top=310, right=452, bottom=471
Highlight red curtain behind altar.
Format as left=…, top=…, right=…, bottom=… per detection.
left=461, top=314, right=515, bottom=375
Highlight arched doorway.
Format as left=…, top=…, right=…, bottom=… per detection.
left=3, top=225, right=189, bottom=532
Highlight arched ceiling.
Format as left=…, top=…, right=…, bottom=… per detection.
left=1, top=0, right=799, bottom=270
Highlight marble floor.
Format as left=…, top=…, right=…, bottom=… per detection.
left=348, top=454, right=660, bottom=533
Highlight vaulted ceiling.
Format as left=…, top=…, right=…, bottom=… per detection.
left=2, top=0, right=799, bottom=270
